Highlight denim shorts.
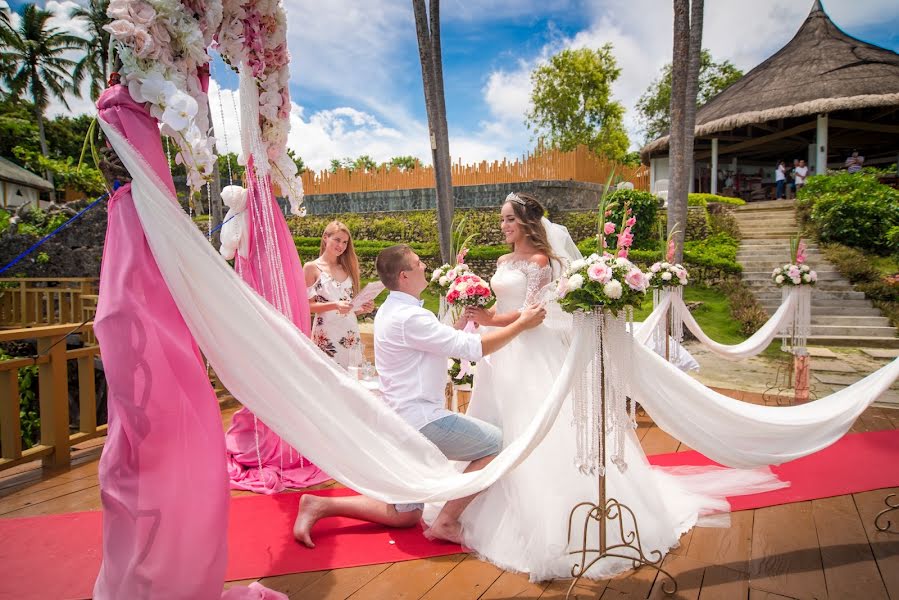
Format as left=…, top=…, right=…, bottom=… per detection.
left=395, top=413, right=502, bottom=513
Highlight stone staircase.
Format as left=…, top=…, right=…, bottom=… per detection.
left=732, top=200, right=899, bottom=348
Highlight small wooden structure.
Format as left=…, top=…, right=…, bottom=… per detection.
left=0, top=157, right=54, bottom=210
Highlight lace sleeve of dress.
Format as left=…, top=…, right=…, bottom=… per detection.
left=521, top=261, right=553, bottom=307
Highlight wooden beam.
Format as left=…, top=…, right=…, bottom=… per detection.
left=869, top=106, right=898, bottom=121
left=829, top=119, right=899, bottom=135
left=751, top=123, right=777, bottom=133
left=696, top=121, right=818, bottom=159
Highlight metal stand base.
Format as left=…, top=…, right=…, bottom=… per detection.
left=875, top=493, right=899, bottom=534
left=565, top=498, right=677, bottom=598
left=763, top=353, right=818, bottom=406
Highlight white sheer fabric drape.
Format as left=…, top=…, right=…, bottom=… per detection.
left=100, top=117, right=590, bottom=504
left=103, top=116, right=899, bottom=502
left=677, top=291, right=797, bottom=360
left=632, top=339, right=899, bottom=467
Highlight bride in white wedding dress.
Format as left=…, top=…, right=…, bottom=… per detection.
left=456, top=192, right=784, bottom=581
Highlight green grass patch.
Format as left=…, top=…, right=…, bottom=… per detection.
left=682, top=286, right=745, bottom=345
left=870, top=255, right=898, bottom=277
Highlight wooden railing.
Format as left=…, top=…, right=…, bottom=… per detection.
left=301, top=146, right=650, bottom=195
left=0, top=324, right=104, bottom=471
left=0, top=278, right=99, bottom=329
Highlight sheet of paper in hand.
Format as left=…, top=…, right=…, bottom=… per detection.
left=351, top=281, right=386, bottom=310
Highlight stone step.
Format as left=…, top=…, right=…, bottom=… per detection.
left=738, top=238, right=816, bottom=244
left=762, top=304, right=883, bottom=317
left=811, top=316, right=891, bottom=327
left=736, top=253, right=825, bottom=261
left=749, top=285, right=855, bottom=295
left=754, top=289, right=866, bottom=301
left=738, top=242, right=820, bottom=249
left=734, top=200, right=797, bottom=211
left=742, top=270, right=841, bottom=280
left=734, top=217, right=797, bottom=223
left=809, top=325, right=898, bottom=338
left=735, top=221, right=799, bottom=228
left=740, top=231, right=808, bottom=240
left=806, top=335, right=899, bottom=349
left=740, top=260, right=842, bottom=270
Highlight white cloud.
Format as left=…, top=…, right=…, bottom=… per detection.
left=209, top=79, right=516, bottom=172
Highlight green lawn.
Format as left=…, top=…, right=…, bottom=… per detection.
left=871, top=254, right=898, bottom=277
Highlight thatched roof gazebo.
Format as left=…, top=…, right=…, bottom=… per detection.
left=640, top=0, right=899, bottom=199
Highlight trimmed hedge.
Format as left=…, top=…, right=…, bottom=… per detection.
left=688, top=193, right=746, bottom=207
left=574, top=232, right=740, bottom=284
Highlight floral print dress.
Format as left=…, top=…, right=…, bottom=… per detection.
left=308, top=270, right=363, bottom=369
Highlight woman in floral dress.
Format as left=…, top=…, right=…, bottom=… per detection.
left=304, top=221, right=374, bottom=369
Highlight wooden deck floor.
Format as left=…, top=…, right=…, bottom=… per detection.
left=2, top=390, right=898, bottom=600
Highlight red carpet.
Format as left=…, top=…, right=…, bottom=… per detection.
left=2, top=430, right=897, bottom=600
left=648, top=428, right=899, bottom=511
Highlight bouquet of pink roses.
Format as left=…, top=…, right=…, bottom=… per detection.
left=445, top=273, right=493, bottom=307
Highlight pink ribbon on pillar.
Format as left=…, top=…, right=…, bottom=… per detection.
left=224, top=157, right=329, bottom=494
left=93, top=84, right=285, bottom=600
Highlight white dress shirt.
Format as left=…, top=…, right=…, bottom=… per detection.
left=375, top=291, right=483, bottom=429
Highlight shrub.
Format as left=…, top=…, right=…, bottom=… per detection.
left=798, top=172, right=899, bottom=254
left=0, top=209, right=9, bottom=234
left=821, top=243, right=879, bottom=284
left=719, top=280, right=768, bottom=335
left=857, top=279, right=899, bottom=303
left=0, top=352, right=39, bottom=449
left=558, top=211, right=599, bottom=243
left=577, top=232, right=740, bottom=285
left=604, top=189, right=658, bottom=248
left=708, top=206, right=741, bottom=238
left=688, top=193, right=745, bottom=207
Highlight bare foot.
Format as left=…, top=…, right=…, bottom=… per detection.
left=293, top=494, right=324, bottom=548
left=422, top=519, right=462, bottom=544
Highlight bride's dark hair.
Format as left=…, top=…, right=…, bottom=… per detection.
left=505, top=192, right=559, bottom=265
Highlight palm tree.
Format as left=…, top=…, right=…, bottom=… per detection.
left=666, top=0, right=704, bottom=263
left=0, top=4, right=87, bottom=200
left=70, top=0, right=111, bottom=102
left=412, top=0, right=454, bottom=264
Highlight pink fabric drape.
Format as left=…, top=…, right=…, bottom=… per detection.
left=92, top=85, right=285, bottom=600
left=224, top=158, right=329, bottom=493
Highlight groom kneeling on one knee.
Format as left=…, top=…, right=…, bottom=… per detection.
left=294, top=244, right=546, bottom=546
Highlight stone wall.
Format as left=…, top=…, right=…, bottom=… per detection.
left=303, top=179, right=605, bottom=215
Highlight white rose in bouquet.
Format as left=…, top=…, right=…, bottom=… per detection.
left=603, top=280, right=623, bottom=300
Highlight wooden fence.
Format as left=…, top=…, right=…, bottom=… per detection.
left=301, top=146, right=650, bottom=196
left=0, top=278, right=98, bottom=329
left=0, top=324, right=104, bottom=471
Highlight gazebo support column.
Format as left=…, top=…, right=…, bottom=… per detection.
left=816, top=113, right=828, bottom=175
left=711, top=138, right=719, bottom=194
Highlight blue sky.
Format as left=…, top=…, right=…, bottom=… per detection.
left=7, top=0, right=899, bottom=171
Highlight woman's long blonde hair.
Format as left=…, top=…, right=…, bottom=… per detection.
left=320, top=221, right=360, bottom=295
left=505, top=192, right=559, bottom=265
